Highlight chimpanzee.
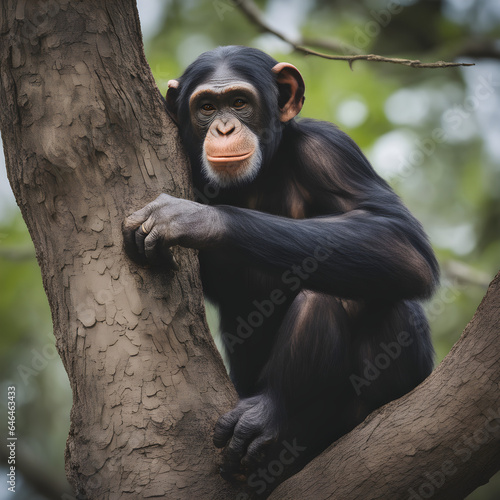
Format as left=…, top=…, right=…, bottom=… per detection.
left=123, top=46, right=438, bottom=484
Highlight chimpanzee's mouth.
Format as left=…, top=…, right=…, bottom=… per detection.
left=207, top=152, right=253, bottom=164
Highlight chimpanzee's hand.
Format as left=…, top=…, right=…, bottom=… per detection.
left=122, top=193, right=224, bottom=267
left=213, top=394, right=280, bottom=480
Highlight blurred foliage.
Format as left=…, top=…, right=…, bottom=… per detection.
left=1, top=0, right=499, bottom=498
left=0, top=212, right=72, bottom=498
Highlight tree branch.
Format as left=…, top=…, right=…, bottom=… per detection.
left=443, top=260, right=492, bottom=288
left=236, top=0, right=474, bottom=69
left=301, top=36, right=362, bottom=56
left=271, top=271, right=500, bottom=499
left=457, top=39, right=500, bottom=61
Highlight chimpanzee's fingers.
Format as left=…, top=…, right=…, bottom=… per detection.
left=123, top=219, right=146, bottom=264
left=219, top=435, right=249, bottom=480
left=241, top=433, right=275, bottom=468
left=135, top=223, right=148, bottom=255
left=143, top=227, right=165, bottom=265
left=140, top=226, right=179, bottom=271
left=214, top=406, right=247, bottom=448
left=122, top=202, right=158, bottom=262
left=126, top=202, right=157, bottom=226
left=221, top=416, right=262, bottom=472
left=160, top=240, right=180, bottom=271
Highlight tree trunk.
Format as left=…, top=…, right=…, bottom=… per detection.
left=0, top=1, right=239, bottom=498
left=1, top=2, right=499, bottom=500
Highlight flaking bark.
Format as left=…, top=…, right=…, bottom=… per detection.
left=0, top=1, right=238, bottom=498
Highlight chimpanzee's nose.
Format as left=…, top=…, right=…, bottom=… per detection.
left=216, top=119, right=236, bottom=136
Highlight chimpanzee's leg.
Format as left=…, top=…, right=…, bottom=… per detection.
left=214, top=290, right=351, bottom=475
left=262, top=292, right=433, bottom=456
left=214, top=290, right=433, bottom=481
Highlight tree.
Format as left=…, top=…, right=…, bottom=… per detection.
left=0, top=1, right=498, bottom=499
left=0, top=1, right=237, bottom=498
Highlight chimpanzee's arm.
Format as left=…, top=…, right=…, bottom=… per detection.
left=123, top=121, right=438, bottom=300
left=214, top=203, right=438, bottom=300
left=123, top=190, right=437, bottom=301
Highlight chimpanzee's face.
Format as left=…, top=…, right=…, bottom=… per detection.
left=188, top=67, right=263, bottom=187
left=166, top=50, right=305, bottom=188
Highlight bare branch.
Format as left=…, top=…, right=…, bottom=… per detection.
left=457, top=39, right=500, bottom=61
left=294, top=47, right=474, bottom=68
left=236, top=0, right=474, bottom=69
left=443, top=260, right=492, bottom=288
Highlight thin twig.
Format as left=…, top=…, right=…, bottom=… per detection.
left=294, top=46, right=473, bottom=68
left=236, top=0, right=474, bottom=69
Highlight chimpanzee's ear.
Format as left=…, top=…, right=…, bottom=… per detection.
left=165, top=79, right=180, bottom=124
left=272, top=63, right=305, bottom=122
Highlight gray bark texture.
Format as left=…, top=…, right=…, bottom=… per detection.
left=0, top=1, right=499, bottom=499
left=0, top=1, right=238, bottom=498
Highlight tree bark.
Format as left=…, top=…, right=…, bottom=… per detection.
left=0, top=1, right=239, bottom=498
left=271, top=271, right=500, bottom=500
left=1, top=2, right=499, bottom=500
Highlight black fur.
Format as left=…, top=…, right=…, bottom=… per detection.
left=168, top=46, right=439, bottom=492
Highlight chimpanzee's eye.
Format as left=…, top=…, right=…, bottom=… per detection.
left=201, top=103, right=215, bottom=112
left=233, top=99, right=247, bottom=109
